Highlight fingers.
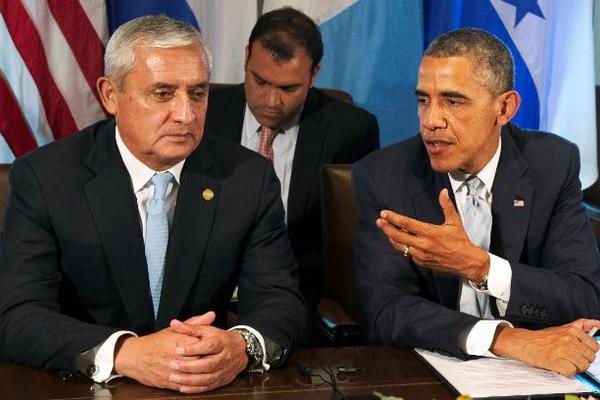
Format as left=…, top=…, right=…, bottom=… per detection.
left=565, top=318, right=600, bottom=333
left=438, top=189, right=461, bottom=226
left=176, top=329, right=225, bottom=357
left=182, top=311, right=216, bottom=326
left=378, top=210, right=432, bottom=236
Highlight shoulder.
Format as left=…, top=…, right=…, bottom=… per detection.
left=15, top=119, right=112, bottom=174
left=357, top=134, right=424, bottom=172
left=306, top=88, right=376, bottom=123
left=207, top=84, right=244, bottom=107
left=503, top=123, right=579, bottom=171
left=191, top=133, right=271, bottom=176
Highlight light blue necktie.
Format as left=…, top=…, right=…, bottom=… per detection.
left=462, top=176, right=493, bottom=318
left=145, top=172, right=173, bottom=318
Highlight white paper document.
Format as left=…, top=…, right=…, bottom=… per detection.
left=415, top=348, right=593, bottom=398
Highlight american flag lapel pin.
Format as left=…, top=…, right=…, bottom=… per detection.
left=513, top=199, right=525, bottom=207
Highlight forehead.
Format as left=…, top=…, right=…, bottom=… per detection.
left=417, top=55, right=488, bottom=93
left=129, top=43, right=209, bottom=82
left=247, top=41, right=312, bottom=83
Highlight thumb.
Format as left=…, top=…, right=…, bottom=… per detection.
left=438, top=189, right=461, bottom=226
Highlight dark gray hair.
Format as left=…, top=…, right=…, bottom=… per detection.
left=424, top=28, right=514, bottom=95
left=105, top=15, right=213, bottom=89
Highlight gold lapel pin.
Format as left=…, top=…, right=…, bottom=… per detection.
left=202, top=188, right=215, bottom=201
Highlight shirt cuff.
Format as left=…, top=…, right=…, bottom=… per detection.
left=465, top=319, right=513, bottom=357
left=486, top=253, right=511, bottom=303
left=228, top=325, right=270, bottom=371
left=92, top=330, right=136, bottom=383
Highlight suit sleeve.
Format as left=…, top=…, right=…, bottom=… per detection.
left=0, top=158, right=116, bottom=370
left=505, top=143, right=600, bottom=326
left=236, top=162, right=305, bottom=363
left=352, top=162, right=478, bottom=359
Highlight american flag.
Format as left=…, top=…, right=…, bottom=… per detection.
left=0, top=0, right=256, bottom=163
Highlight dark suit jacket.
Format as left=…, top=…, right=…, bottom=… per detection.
left=0, top=119, right=305, bottom=370
left=206, top=84, right=379, bottom=307
left=353, top=123, right=600, bottom=358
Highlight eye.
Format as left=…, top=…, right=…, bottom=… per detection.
left=254, top=76, right=267, bottom=86
left=189, top=90, right=207, bottom=102
left=153, top=89, right=174, bottom=101
left=445, top=97, right=464, bottom=106
left=416, top=96, right=429, bottom=106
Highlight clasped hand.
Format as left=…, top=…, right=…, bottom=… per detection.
left=376, top=188, right=489, bottom=282
left=114, top=311, right=248, bottom=393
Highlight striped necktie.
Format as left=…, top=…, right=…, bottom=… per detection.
left=462, top=176, right=493, bottom=318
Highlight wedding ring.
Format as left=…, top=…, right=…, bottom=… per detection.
left=402, top=245, right=410, bottom=257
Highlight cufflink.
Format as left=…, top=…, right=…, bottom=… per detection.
left=86, top=364, right=98, bottom=378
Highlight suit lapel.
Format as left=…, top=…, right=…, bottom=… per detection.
left=411, top=163, right=461, bottom=309
left=287, top=89, right=326, bottom=228
left=490, top=128, right=533, bottom=262
left=156, top=143, right=219, bottom=328
left=83, top=123, right=155, bottom=333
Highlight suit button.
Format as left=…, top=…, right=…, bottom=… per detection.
left=87, top=364, right=98, bottom=377
left=520, top=304, right=529, bottom=315
left=540, top=309, right=547, bottom=319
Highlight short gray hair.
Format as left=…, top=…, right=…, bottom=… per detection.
left=105, top=15, right=213, bottom=89
left=424, top=28, right=514, bottom=95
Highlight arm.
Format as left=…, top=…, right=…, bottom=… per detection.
left=0, top=158, right=116, bottom=370
left=352, top=162, right=477, bottom=359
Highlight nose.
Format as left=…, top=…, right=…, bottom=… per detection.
left=421, top=101, right=447, bottom=131
left=171, top=93, right=195, bottom=124
left=265, top=87, right=282, bottom=108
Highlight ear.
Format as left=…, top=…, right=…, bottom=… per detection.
left=97, top=77, right=120, bottom=116
left=244, top=45, right=250, bottom=70
left=496, top=90, right=521, bottom=126
left=308, top=64, right=320, bottom=88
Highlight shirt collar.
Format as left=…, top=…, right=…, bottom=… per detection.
left=448, top=136, right=502, bottom=195
left=243, top=103, right=303, bottom=137
left=115, top=126, right=184, bottom=193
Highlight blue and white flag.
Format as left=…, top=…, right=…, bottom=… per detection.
left=107, top=0, right=257, bottom=84
left=263, top=0, right=423, bottom=147
left=424, top=0, right=597, bottom=188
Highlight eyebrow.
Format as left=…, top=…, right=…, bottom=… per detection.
left=149, top=81, right=209, bottom=90
left=251, top=70, right=302, bottom=90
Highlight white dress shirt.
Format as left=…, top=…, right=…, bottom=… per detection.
left=447, top=138, right=514, bottom=356
left=241, top=104, right=301, bottom=218
left=89, top=127, right=268, bottom=383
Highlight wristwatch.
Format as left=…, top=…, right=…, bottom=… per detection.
left=232, top=328, right=265, bottom=373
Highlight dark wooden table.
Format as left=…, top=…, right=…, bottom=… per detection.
left=0, top=346, right=456, bottom=400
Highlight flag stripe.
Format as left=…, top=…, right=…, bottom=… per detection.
left=0, top=73, right=38, bottom=156
left=78, top=0, right=109, bottom=44
left=0, top=0, right=78, bottom=139
left=20, top=0, right=105, bottom=131
left=47, top=0, right=105, bottom=107
left=0, top=11, right=54, bottom=150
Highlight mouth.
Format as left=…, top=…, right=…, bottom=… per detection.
left=424, top=139, right=453, bottom=154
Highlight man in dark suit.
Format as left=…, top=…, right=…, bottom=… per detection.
left=205, top=8, right=379, bottom=337
left=354, top=27, right=600, bottom=377
left=0, top=16, right=304, bottom=393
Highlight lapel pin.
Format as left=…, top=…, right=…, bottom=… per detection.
left=202, top=188, right=215, bottom=201
left=513, top=199, right=525, bottom=208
